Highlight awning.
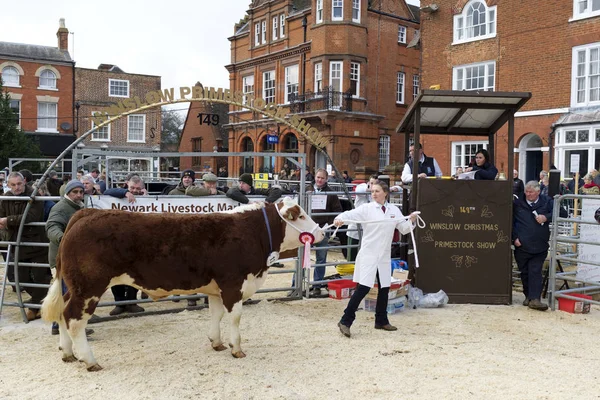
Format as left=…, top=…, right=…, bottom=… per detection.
left=553, top=108, right=600, bottom=127
left=25, top=132, right=77, bottom=157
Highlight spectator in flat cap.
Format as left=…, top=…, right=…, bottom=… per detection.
left=226, top=173, right=288, bottom=204
left=185, top=173, right=226, bottom=196
left=169, top=169, right=196, bottom=195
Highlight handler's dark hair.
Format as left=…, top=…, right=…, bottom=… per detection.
left=372, top=180, right=390, bottom=194
left=476, top=148, right=491, bottom=163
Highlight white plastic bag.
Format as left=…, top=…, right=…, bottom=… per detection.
left=418, top=290, right=449, bottom=308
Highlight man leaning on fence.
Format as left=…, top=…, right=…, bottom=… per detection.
left=512, top=180, right=555, bottom=311
left=0, top=172, right=51, bottom=320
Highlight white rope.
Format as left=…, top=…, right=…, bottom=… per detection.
left=323, top=212, right=426, bottom=269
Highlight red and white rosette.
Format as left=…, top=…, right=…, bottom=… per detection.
left=299, top=232, right=315, bottom=269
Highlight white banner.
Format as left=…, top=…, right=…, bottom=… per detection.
left=577, top=198, right=600, bottom=282
left=87, top=195, right=245, bottom=214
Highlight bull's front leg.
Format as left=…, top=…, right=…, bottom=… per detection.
left=228, top=300, right=245, bottom=358
left=207, top=295, right=227, bottom=351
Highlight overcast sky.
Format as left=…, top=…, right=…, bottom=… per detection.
left=3, top=0, right=419, bottom=91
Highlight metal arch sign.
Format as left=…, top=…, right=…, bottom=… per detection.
left=90, top=86, right=329, bottom=151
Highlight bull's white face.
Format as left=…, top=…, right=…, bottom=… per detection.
left=278, top=197, right=324, bottom=252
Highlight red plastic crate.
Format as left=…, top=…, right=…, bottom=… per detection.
left=558, top=293, right=592, bottom=314
left=328, top=279, right=357, bottom=300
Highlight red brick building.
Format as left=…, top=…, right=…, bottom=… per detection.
left=187, top=0, right=420, bottom=178
left=0, top=19, right=75, bottom=157
left=75, top=64, right=161, bottom=177
left=418, top=0, right=600, bottom=182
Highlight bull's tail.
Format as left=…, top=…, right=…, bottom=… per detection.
left=41, top=264, right=64, bottom=323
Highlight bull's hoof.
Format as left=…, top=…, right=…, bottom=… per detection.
left=87, top=364, right=103, bottom=372
left=212, top=344, right=227, bottom=352
left=62, top=355, right=77, bottom=363
left=231, top=350, right=246, bottom=358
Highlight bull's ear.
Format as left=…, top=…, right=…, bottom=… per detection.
left=283, top=196, right=296, bottom=206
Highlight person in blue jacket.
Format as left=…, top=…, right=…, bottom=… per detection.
left=465, top=149, right=498, bottom=180
left=512, top=180, right=553, bottom=311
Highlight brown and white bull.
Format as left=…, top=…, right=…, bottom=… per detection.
left=41, top=197, right=323, bottom=371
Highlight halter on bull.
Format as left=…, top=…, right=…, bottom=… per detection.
left=41, top=197, right=323, bottom=371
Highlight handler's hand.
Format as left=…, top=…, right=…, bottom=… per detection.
left=334, top=219, right=344, bottom=227
left=125, top=192, right=136, bottom=203
left=514, top=238, right=521, bottom=247
left=409, top=212, right=419, bottom=223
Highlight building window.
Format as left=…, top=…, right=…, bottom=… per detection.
left=396, top=72, right=405, bottom=104
left=413, top=74, right=420, bottom=100
left=350, top=62, right=360, bottom=98
left=314, top=63, right=323, bottom=92
left=352, top=0, right=360, bottom=22
left=9, top=99, right=20, bottom=127
left=39, top=69, right=57, bottom=89
left=127, top=114, right=146, bottom=142
left=1, top=66, right=20, bottom=87
left=379, top=135, right=390, bottom=171
left=452, top=141, right=487, bottom=173
left=272, top=16, right=278, bottom=40
left=333, top=0, right=343, bottom=20
left=109, top=79, right=129, bottom=97
left=453, top=0, right=496, bottom=44
left=316, top=0, right=323, bottom=23
left=91, top=111, right=110, bottom=141
left=280, top=14, right=285, bottom=38
left=38, top=102, right=57, bottom=132
left=574, top=0, right=600, bottom=20
left=284, top=65, right=299, bottom=103
left=255, top=22, right=260, bottom=46
left=261, top=21, right=267, bottom=44
left=572, top=42, right=600, bottom=107
left=453, top=61, right=496, bottom=91
left=242, top=75, right=254, bottom=107
left=330, top=61, right=343, bottom=108
left=263, top=71, right=275, bottom=104
left=398, top=26, right=407, bottom=44
left=192, top=137, right=202, bottom=167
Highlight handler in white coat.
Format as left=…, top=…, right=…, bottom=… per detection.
left=334, top=181, right=417, bottom=338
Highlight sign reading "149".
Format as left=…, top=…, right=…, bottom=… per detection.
left=197, top=113, right=219, bottom=125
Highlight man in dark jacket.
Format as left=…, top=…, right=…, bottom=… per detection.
left=512, top=180, right=553, bottom=311
left=401, top=143, right=443, bottom=184
left=169, top=169, right=196, bottom=196
left=513, top=169, right=524, bottom=198
left=0, top=172, right=51, bottom=320
left=226, top=173, right=284, bottom=204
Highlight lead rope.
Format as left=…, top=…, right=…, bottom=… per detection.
left=322, top=212, right=426, bottom=269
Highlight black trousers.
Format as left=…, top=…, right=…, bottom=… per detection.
left=9, top=252, right=51, bottom=305
left=111, top=285, right=138, bottom=302
left=340, top=272, right=390, bottom=327
left=514, top=248, right=546, bottom=300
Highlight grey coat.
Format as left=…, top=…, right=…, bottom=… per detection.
left=45, top=196, right=83, bottom=268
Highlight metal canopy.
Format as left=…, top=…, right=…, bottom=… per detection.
left=396, top=90, right=532, bottom=136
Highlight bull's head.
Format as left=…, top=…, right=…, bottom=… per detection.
left=277, top=197, right=324, bottom=252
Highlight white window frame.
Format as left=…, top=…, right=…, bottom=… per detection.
left=9, top=99, right=20, bottom=128
left=284, top=65, right=299, bottom=104
left=350, top=62, right=360, bottom=98
left=453, top=0, right=497, bottom=44
left=263, top=71, right=275, bottom=104
left=330, top=61, right=343, bottom=108
left=398, top=26, right=407, bottom=44
left=314, top=62, right=323, bottom=93
left=39, top=69, right=57, bottom=90
left=127, top=114, right=146, bottom=143
left=379, top=135, right=390, bottom=171
left=332, top=0, right=343, bottom=21
left=261, top=20, right=267, bottom=44
left=255, top=22, right=260, bottom=46
left=396, top=72, right=405, bottom=104
left=272, top=16, right=278, bottom=40
left=1, top=66, right=20, bottom=87
left=316, top=0, right=323, bottom=23
left=555, top=125, right=600, bottom=178
left=108, top=79, right=129, bottom=97
left=242, top=75, right=255, bottom=107
left=37, top=102, right=58, bottom=132
left=352, top=0, right=361, bottom=23
left=573, top=0, right=600, bottom=21
left=413, top=74, right=420, bottom=100
left=453, top=61, right=496, bottom=92
left=91, top=111, right=111, bottom=141
left=572, top=42, right=600, bottom=107
left=451, top=141, right=488, bottom=174
left=280, top=14, right=285, bottom=38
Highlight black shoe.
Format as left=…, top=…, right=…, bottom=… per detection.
left=338, top=322, right=351, bottom=338
left=374, top=324, right=398, bottom=331
left=109, top=306, right=126, bottom=316
left=528, top=299, right=548, bottom=311
left=522, top=298, right=530, bottom=306
left=89, top=314, right=101, bottom=322
left=85, top=328, right=95, bottom=336
left=270, top=262, right=285, bottom=268
left=126, top=304, right=145, bottom=313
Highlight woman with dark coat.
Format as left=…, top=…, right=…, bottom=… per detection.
left=465, top=149, right=498, bottom=180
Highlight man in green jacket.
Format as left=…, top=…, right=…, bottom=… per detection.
left=168, top=169, right=196, bottom=195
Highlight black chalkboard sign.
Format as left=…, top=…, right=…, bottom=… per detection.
left=415, top=179, right=512, bottom=304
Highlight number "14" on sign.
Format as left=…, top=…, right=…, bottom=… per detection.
left=197, top=113, right=219, bottom=126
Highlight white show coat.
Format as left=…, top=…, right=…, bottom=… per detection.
left=336, top=201, right=414, bottom=288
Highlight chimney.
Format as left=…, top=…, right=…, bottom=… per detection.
left=56, top=18, right=69, bottom=51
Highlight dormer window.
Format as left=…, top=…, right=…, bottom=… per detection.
left=39, top=69, right=57, bottom=89
left=453, top=0, right=497, bottom=44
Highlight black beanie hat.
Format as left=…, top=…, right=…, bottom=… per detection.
left=182, top=169, right=196, bottom=181
left=239, top=173, right=253, bottom=186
